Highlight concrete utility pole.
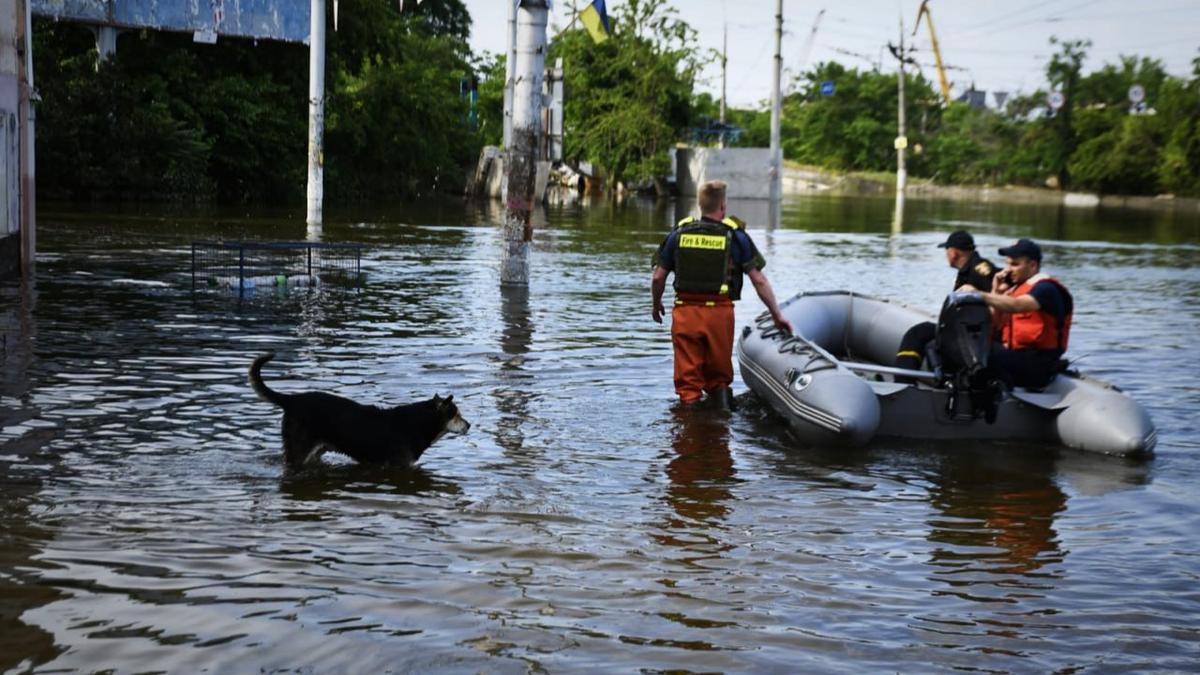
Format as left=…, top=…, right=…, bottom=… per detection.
left=305, top=0, right=326, bottom=232
left=503, top=0, right=517, bottom=150
left=895, top=16, right=908, bottom=204
left=768, top=0, right=783, bottom=203
left=719, top=22, right=727, bottom=149
left=20, top=0, right=35, bottom=276
left=501, top=0, right=548, bottom=287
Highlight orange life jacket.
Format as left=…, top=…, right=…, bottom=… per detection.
left=1000, top=273, right=1073, bottom=352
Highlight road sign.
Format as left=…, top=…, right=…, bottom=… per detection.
left=1047, top=90, right=1065, bottom=110
left=820, top=80, right=836, bottom=97
left=1128, top=84, right=1146, bottom=104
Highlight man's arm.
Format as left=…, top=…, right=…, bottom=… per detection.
left=747, top=268, right=793, bottom=334
left=651, top=266, right=668, bottom=323
left=968, top=288, right=1040, bottom=314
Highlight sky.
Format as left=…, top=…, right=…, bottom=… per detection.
left=459, top=0, right=1200, bottom=109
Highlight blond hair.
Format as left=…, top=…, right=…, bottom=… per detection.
left=698, top=180, right=727, bottom=216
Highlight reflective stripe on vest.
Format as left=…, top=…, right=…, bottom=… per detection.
left=672, top=216, right=739, bottom=296
left=1000, top=273, right=1073, bottom=351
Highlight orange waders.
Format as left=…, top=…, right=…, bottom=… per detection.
left=671, top=294, right=735, bottom=403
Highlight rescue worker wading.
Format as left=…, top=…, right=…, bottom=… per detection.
left=895, top=229, right=997, bottom=378
left=651, top=180, right=793, bottom=407
left=959, top=238, right=1073, bottom=389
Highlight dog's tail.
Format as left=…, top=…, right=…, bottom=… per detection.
left=249, top=352, right=286, bottom=407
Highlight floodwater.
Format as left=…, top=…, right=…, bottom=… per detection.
left=2, top=194, right=1198, bottom=673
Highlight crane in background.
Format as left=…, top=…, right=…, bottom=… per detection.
left=912, top=0, right=952, bottom=105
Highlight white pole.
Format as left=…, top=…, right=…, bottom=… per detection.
left=719, top=22, right=727, bottom=149
left=20, top=0, right=36, bottom=275
left=503, top=0, right=517, bottom=151
left=769, top=0, right=783, bottom=203
left=896, top=15, right=908, bottom=199
left=501, top=0, right=548, bottom=287
left=305, top=0, right=326, bottom=232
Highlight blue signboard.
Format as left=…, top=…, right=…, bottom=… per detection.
left=31, top=0, right=309, bottom=43
left=820, top=80, right=836, bottom=97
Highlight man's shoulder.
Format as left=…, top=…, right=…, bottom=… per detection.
left=972, top=257, right=996, bottom=277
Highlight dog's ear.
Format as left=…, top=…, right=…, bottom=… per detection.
left=432, top=394, right=442, bottom=403
left=444, top=394, right=454, bottom=404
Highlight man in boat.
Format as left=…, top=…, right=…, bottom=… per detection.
left=960, top=238, right=1074, bottom=389
left=895, top=230, right=998, bottom=377
left=650, top=180, right=793, bottom=408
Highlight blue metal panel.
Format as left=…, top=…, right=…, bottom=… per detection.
left=31, top=0, right=310, bottom=44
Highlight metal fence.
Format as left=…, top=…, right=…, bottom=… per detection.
left=191, top=240, right=365, bottom=293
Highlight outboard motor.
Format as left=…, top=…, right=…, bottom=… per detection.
left=935, top=292, right=1002, bottom=423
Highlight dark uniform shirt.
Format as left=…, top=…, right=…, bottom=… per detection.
left=653, top=217, right=767, bottom=300
left=653, top=218, right=765, bottom=272
left=955, top=251, right=997, bottom=291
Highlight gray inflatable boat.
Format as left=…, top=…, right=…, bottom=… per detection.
left=737, top=291, right=1156, bottom=457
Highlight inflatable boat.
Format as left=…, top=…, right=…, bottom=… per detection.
left=737, top=291, right=1156, bottom=457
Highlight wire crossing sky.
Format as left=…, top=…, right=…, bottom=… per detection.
left=462, top=0, right=1199, bottom=108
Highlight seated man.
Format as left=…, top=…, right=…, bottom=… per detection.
left=895, top=230, right=997, bottom=379
left=959, top=238, right=1073, bottom=389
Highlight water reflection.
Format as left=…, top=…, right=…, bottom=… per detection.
left=0, top=278, right=66, bottom=672
left=656, top=407, right=736, bottom=551
left=493, top=286, right=536, bottom=457
left=925, top=448, right=1066, bottom=588
left=279, top=464, right=461, bottom=504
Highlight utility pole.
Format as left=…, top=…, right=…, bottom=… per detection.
left=503, top=0, right=517, bottom=150
left=719, top=22, right=727, bottom=148
left=305, top=0, right=326, bottom=233
left=889, top=15, right=913, bottom=221
left=20, top=0, right=36, bottom=275
left=769, top=0, right=783, bottom=203
left=502, top=0, right=548, bottom=287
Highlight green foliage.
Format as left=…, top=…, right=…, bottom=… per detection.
left=474, top=53, right=506, bottom=148
left=32, top=0, right=476, bottom=204
left=779, top=62, right=937, bottom=173
left=550, top=0, right=710, bottom=185
left=324, top=2, right=478, bottom=200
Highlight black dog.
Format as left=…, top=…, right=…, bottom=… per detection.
left=249, top=352, right=470, bottom=467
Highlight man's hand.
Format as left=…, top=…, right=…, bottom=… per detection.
left=651, top=267, right=668, bottom=324
left=992, top=271, right=1012, bottom=294
left=773, top=314, right=793, bottom=335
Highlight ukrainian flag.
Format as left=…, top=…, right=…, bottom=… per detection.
left=580, top=0, right=610, bottom=44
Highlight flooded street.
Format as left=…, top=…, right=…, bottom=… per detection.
left=2, top=195, right=1199, bottom=672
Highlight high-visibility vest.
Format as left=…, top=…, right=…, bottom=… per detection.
left=1000, top=273, right=1073, bottom=352
left=672, top=216, right=743, bottom=298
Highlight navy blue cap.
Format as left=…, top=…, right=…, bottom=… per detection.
left=937, top=230, right=975, bottom=250
left=998, top=238, right=1042, bottom=261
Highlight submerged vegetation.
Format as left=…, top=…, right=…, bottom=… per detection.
left=31, top=2, right=1200, bottom=204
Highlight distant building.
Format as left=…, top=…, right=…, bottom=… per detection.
left=957, top=89, right=987, bottom=110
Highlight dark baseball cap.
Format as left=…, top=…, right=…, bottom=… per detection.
left=998, top=238, right=1042, bottom=261
left=936, top=230, right=975, bottom=250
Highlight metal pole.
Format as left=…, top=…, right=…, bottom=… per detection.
left=719, top=22, right=727, bottom=149
left=305, top=0, right=326, bottom=229
left=501, top=0, right=548, bottom=287
left=19, top=0, right=36, bottom=278
left=769, top=0, right=783, bottom=203
left=896, top=15, right=908, bottom=201
left=503, top=0, right=518, bottom=151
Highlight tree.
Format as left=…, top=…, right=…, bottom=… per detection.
left=1045, top=37, right=1091, bottom=189
left=781, top=62, right=936, bottom=173
left=549, top=0, right=710, bottom=187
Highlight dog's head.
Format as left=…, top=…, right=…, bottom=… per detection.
left=433, top=394, right=470, bottom=435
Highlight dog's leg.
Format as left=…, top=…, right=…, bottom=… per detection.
left=281, top=414, right=319, bottom=466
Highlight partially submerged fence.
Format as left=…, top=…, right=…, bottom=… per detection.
left=191, top=240, right=365, bottom=292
